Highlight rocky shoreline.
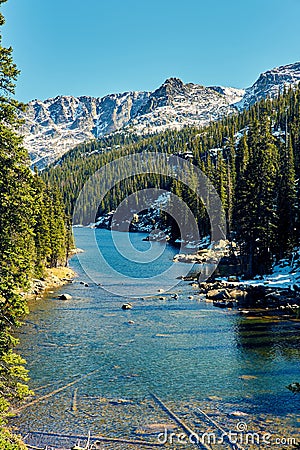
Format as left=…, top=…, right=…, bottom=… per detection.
left=174, top=240, right=300, bottom=318
left=25, top=266, right=76, bottom=301
left=195, top=278, right=300, bottom=319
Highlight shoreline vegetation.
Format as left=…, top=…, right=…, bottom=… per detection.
left=25, top=249, right=82, bottom=301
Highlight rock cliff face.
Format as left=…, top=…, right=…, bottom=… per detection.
left=127, top=78, right=244, bottom=135
left=236, top=62, right=300, bottom=110
left=22, top=91, right=150, bottom=168
left=21, top=62, right=300, bottom=168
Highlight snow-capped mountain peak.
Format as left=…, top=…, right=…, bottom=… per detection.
left=236, top=61, right=300, bottom=110
left=125, top=78, right=244, bottom=135
left=21, top=62, right=300, bottom=168
left=22, top=90, right=151, bottom=168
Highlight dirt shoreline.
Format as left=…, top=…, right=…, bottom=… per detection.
left=26, top=266, right=77, bottom=301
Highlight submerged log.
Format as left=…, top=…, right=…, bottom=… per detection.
left=71, top=387, right=78, bottom=413
left=27, top=430, right=164, bottom=447
left=150, top=393, right=211, bottom=449
left=13, top=369, right=99, bottom=413
left=195, top=408, right=245, bottom=450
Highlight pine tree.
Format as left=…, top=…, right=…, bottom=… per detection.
left=0, top=3, right=68, bottom=444
left=234, top=116, right=279, bottom=276
left=276, top=137, right=297, bottom=257
left=46, top=186, right=67, bottom=267
left=0, top=0, right=34, bottom=441
left=32, top=172, right=51, bottom=277
left=236, top=133, right=249, bottom=177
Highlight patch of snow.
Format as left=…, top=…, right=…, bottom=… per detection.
left=219, top=248, right=300, bottom=290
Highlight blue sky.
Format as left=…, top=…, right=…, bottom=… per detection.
left=2, top=0, right=300, bottom=102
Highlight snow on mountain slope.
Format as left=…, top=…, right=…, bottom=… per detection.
left=20, top=79, right=244, bottom=168
left=236, top=61, right=300, bottom=110
left=126, top=78, right=244, bottom=135
left=21, top=91, right=150, bottom=168
left=20, top=62, right=300, bottom=168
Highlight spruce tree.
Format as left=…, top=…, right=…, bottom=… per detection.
left=0, top=2, right=68, bottom=444
left=0, top=0, right=33, bottom=441
left=234, top=115, right=279, bottom=276
left=276, top=137, right=297, bottom=257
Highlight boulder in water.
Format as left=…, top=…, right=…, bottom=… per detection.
left=206, top=289, right=231, bottom=300
left=122, top=303, right=132, bottom=310
left=58, top=293, right=72, bottom=300
left=229, top=289, right=246, bottom=300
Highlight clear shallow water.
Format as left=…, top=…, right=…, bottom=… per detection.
left=12, top=228, right=300, bottom=441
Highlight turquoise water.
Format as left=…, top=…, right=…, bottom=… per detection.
left=12, top=228, right=300, bottom=441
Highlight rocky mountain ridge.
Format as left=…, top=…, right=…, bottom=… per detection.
left=22, top=91, right=151, bottom=168
left=236, top=61, right=300, bottom=109
left=21, top=62, right=300, bottom=168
